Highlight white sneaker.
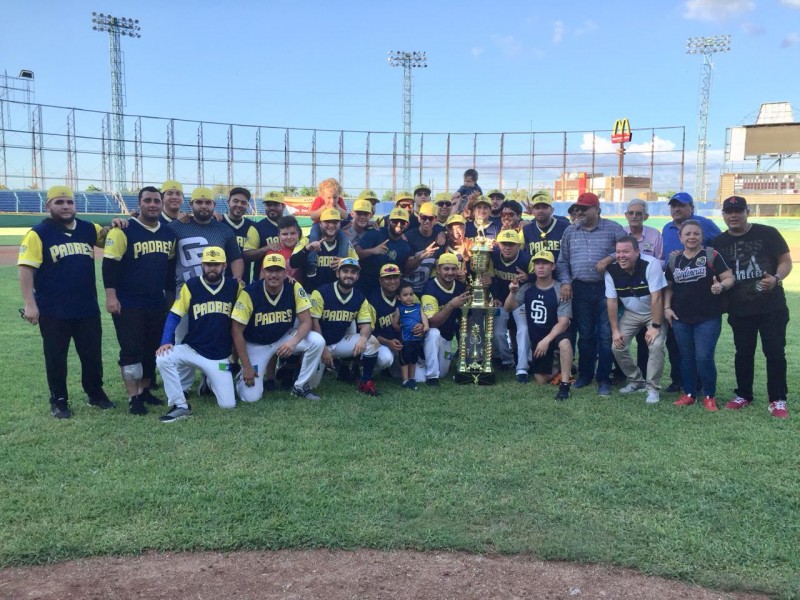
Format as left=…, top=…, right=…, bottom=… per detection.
left=645, top=390, right=660, bottom=404
left=619, top=381, right=646, bottom=394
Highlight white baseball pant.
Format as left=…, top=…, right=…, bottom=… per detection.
left=156, top=344, right=236, bottom=409
left=309, top=334, right=393, bottom=388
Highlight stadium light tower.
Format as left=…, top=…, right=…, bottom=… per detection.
left=388, top=50, right=427, bottom=190
left=686, top=34, right=730, bottom=203
left=92, top=12, right=141, bottom=193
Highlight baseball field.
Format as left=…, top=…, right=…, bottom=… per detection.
left=0, top=220, right=798, bottom=599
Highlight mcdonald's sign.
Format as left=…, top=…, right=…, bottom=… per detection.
left=611, top=118, right=632, bottom=144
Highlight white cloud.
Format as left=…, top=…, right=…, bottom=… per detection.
left=683, top=0, right=755, bottom=21
left=553, top=20, right=564, bottom=44
left=471, top=47, right=484, bottom=57
left=741, top=22, right=765, bottom=35
left=574, top=20, right=598, bottom=36
left=780, top=0, right=800, bottom=7
left=580, top=133, right=677, bottom=154
left=781, top=32, right=799, bottom=47
left=491, top=35, right=522, bottom=57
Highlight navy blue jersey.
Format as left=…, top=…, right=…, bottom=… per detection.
left=466, top=220, right=501, bottom=241
left=159, top=212, right=175, bottom=226
left=310, top=283, right=372, bottom=346
left=520, top=283, right=568, bottom=341
left=421, top=278, right=466, bottom=341
left=221, top=214, right=258, bottom=284
left=18, top=218, right=101, bottom=319
left=522, top=217, right=570, bottom=263
left=172, top=276, right=240, bottom=360
left=357, top=227, right=413, bottom=290
left=232, top=278, right=312, bottom=345
left=103, top=219, right=175, bottom=309
left=254, top=216, right=280, bottom=248
left=291, top=237, right=358, bottom=293
left=405, top=227, right=443, bottom=293
left=490, top=248, right=531, bottom=303
left=368, top=289, right=400, bottom=341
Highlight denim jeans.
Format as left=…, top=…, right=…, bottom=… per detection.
left=727, top=309, right=789, bottom=402
left=671, top=317, right=721, bottom=398
left=572, top=280, right=612, bottom=384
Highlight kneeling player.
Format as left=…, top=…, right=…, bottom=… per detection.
left=231, top=254, right=325, bottom=401
left=309, top=258, right=392, bottom=395
left=156, top=247, right=241, bottom=421
left=505, top=250, right=573, bottom=400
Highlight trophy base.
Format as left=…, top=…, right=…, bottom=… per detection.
left=454, top=371, right=496, bottom=386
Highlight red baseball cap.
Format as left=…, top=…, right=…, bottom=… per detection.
left=572, top=192, right=599, bottom=208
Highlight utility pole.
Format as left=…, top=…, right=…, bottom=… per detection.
left=388, top=51, right=427, bottom=190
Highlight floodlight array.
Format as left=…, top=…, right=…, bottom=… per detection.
left=686, top=35, right=730, bottom=55
left=91, top=12, right=142, bottom=37
left=387, top=51, right=428, bottom=68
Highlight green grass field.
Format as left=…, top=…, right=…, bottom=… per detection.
left=1, top=262, right=799, bottom=597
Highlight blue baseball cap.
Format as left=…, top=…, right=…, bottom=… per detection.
left=669, top=192, right=694, bottom=206
left=338, top=257, right=361, bottom=271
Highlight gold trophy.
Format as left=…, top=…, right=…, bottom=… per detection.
left=455, top=219, right=496, bottom=385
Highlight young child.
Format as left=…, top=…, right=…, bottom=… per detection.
left=453, top=168, right=483, bottom=215
left=391, top=282, right=429, bottom=390
left=306, top=178, right=350, bottom=275
left=267, top=215, right=302, bottom=282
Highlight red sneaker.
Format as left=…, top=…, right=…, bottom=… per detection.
left=357, top=380, right=380, bottom=397
left=673, top=394, right=696, bottom=406
left=703, top=396, right=718, bottom=412
left=769, top=400, right=789, bottom=419
left=725, top=396, right=752, bottom=410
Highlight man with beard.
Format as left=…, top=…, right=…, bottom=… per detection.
left=220, top=187, right=259, bottom=285
left=395, top=191, right=420, bottom=231
left=712, top=196, right=792, bottom=418
left=435, top=214, right=472, bottom=272
left=405, top=202, right=446, bottom=294
left=291, top=208, right=358, bottom=292
left=488, top=229, right=531, bottom=380
left=103, top=186, right=176, bottom=415
left=156, top=247, right=242, bottom=421
left=412, top=184, right=433, bottom=227
left=231, top=254, right=325, bottom=402
left=605, top=236, right=667, bottom=405
left=434, top=196, right=454, bottom=227
left=421, top=254, right=471, bottom=384
left=522, top=190, right=570, bottom=264
left=342, top=198, right=375, bottom=248
left=661, top=192, right=721, bottom=393
left=498, top=200, right=524, bottom=234
left=19, top=186, right=114, bottom=419
left=250, top=191, right=286, bottom=280
left=487, top=189, right=505, bottom=224
left=355, top=207, right=414, bottom=290
left=169, top=187, right=243, bottom=393
left=309, top=258, right=392, bottom=396
left=556, top=192, right=625, bottom=396
left=160, top=180, right=185, bottom=224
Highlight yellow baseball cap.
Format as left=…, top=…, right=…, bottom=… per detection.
left=161, top=180, right=183, bottom=193
left=531, top=190, right=553, bottom=206
left=352, top=199, right=373, bottom=213
left=395, top=191, right=413, bottom=203
left=445, top=214, right=467, bottom=226
left=262, top=253, right=286, bottom=269
left=201, top=246, right=226, bottom=263
left=320, top=208, right=342, bottom=221
left=437, top=253, right=461, bottom=267
left=359, top=189, right=379, bottom=203
left=496, top=229, right=521, bottom=244
left=46, top=185, right=74, bottom=202
left=473, top=195, right=491, bottom=207
left=263, top=191, right=285, bottom=204
left=418, top=202, right=436, bottom=217
left=389, top=207, right=410, bottom=222
left=530, top=250, right=555, bottom=265
left=413, top=183, right=432, bottom=195
left=487, top=189, right=505, bottom=199
left=191, top=187, right=214, bottom=202
left=379, top=263, right=402, bottom=277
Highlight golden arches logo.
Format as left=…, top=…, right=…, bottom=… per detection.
left=611, top=118, right=632, bottom=144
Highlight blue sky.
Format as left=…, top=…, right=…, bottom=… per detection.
left=2, top=0, right=799, bottom=194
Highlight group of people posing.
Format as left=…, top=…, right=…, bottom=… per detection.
left=17, top=168, right=793, bottom=421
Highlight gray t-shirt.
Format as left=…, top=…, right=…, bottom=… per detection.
left=170, top=218, right=242, bottom=289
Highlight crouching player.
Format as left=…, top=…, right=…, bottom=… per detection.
left=505, top=250, right=573, bottom=400
left=308, top=258, right=393, bottom=396
left=156, top=247, right=241, bottom=422
left=231, top=254, right=325, bottom=402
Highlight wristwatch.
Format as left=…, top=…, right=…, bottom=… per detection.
left=651, top=323, right=662, bottom=329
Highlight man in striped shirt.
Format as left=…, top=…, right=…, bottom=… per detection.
left=556, top=192, right=626, bottom=396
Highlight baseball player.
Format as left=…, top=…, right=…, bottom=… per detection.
left=18, top=185, right=114, bottom=418
left=156, top=247, right=242, bottom=422
left=232, top=254, right=325, bottom=401
left=160, top=180, right=185, bottom=224
left=290, top=208, right=358, bottom=292
left=308, top=258, right=392, bottom=395
left=103, top=186, right=176, bottom=414
left=248, top=191, right=286, bottom=280
left=221, top=186, right=259, bottom=285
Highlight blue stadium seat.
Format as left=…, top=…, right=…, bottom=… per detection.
left=0, top=190, right=17, bottom=211
left=16, top=191, right=44, bottom=212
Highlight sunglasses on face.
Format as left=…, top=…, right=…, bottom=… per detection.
left=419, top=215, right=436, bottom=221
left=437, top=202, right=452, bottom=207
left=573, top=206, right=589, bottom=213
left=500, top=212, right=518, bottom=218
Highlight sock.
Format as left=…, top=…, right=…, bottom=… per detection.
left=361, top=355, right=377, bottom=381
